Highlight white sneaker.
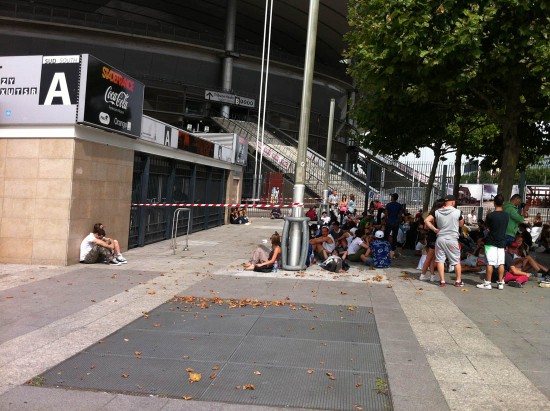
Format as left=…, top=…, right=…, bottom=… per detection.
left=430, top=275, right=436, bottom=282
left=497, top=281, right=504, bottom=290
left=419, top=274, right=429, bottom=281
left=108, top=259, right=122, bottom=266
left=116, top=255, right=128, bottom=264
left=476, top=282, right=492, bottom=290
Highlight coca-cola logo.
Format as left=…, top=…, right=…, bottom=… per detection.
left=104, top=86, right=129, bottom=109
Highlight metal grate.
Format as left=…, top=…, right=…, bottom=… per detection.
left=38, top=302, right=393, bottom=410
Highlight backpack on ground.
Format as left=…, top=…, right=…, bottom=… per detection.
left=319, top=256, right=343, bottom=273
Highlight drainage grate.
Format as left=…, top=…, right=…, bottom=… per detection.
left=38, top=302, right=392, bottom=410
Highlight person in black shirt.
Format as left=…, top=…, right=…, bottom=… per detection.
left=477, top=194, right=509, bottom=290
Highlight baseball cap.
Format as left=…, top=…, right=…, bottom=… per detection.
left=350, top=227, right=358, bottom=235
left=444, top=195, right=456, bottom=202
left=375, top=230, right=384, bottom=239
left=509, top=242, right=518, bottom=248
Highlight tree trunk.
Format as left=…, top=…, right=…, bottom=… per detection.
left=453, top=128, right=464, bottom=198
left=423, top=144, right=442, bottom=212
left=498, top=78, right=522, bottom=199
left=497, top=124, right=521, bottom=199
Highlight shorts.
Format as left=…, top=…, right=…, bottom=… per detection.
left=434, top=238, right=460, bottom=266
left=484, top=245, right=505, bottom=266
left=347, top=248, right=367, bottom=262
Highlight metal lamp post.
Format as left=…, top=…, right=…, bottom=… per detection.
left=281, top=0, right=319, bottom=270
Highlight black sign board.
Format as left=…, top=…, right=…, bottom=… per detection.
left=78, top=55, right=144, bottom=137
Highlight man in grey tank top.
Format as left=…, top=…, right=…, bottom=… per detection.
left=425, top=195, right=464, bottom=287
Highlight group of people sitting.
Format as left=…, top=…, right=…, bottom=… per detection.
left=230, top=207, right=251, bottom=225
left=80, top=223, right=128, bottom=266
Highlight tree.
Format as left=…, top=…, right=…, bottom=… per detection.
left=345, top=0, right=550, bottom=198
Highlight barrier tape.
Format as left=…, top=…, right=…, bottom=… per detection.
left=131, top=203, right=304, bottom=208
left=245, top=197, right=322, bottom=201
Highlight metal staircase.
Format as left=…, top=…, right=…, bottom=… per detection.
left=212, top=117, right=371, bottom=210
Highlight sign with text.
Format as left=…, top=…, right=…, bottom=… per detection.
left=0, top=55, right=79, bottom=124
left=205, top=90, right=256, bottom=108
left=140, top=115, right=178, bottom=148
left=77, top=55, right=144, bottom=137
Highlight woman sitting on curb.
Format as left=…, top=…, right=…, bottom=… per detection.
left=244, top=232, right=282, bottom=271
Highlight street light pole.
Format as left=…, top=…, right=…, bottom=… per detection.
left=286, top=0, right=319, bottom=268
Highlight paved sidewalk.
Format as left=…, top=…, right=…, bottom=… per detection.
left=0, top=219, right=549, bottom=410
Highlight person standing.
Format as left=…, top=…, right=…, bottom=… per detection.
left=384, top=193, right=403, bottom=254
left=477, top=194, right=509, bottom=290
left=503, top=194, right=526, bottom=246
left=328, top=189, right=339, bottom=222
left=424, top=195, right=464, bottom=287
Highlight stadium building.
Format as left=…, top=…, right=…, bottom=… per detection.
left=0, top=1, right=420, bottom=265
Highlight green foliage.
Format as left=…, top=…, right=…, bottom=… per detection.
left=345, top=0, right=550, bottom=197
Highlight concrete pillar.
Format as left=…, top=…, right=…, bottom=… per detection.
left=221, top=0, right=237, bottom=118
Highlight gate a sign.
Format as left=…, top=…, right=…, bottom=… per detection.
left=0, top=55, right=79, bottom=124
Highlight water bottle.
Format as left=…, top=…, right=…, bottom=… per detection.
left=272, top=260, right=279, bottom=272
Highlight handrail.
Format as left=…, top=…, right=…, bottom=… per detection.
left=171, top=208, right=191, bottom=254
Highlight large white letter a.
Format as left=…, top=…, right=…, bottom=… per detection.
left=44, top=73, right=71, bottom=105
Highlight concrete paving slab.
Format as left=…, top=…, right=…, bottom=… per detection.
left=2, top=218, right=550, bottom=410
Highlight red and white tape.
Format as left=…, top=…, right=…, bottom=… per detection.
left=131, top=203, right=304, bottom=208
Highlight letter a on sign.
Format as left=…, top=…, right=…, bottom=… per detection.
left=164, top=126, right=171, bottom=146
left=43, top=73, right=71, bottom=105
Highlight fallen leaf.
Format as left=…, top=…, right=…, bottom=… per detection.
left=461, top=288, right=469, bottom=292
left=5, top=296, right=14, bottom=299
left=182, top=396, right=192, bottom=400
left=212, top=364, right=220, bottom=370
left=386, top=284, right=393, bottom=288
left=243, top=384, right=255, bottom=390
left=152, top=323, right=161, bottom=327
left=147, top=290, right=156, bottom=295
left=90, top=364, right=96, bottom=369
left=347, top=306, right=355, bottom=311
left=121, top=374, right=129, bottom=378
left=254, top=371, right=262, bottom=375
left=355, top=383, right=362, bottom=388
left=134, top=351, right=142, bottom=356
left=210, top=374, right=217, bottom=379
left=326, top=372, right=336, bottom=380
left=188, top=373, right=202, bottom=383
left=307, top=370, right=315, bottom=374
left=340, top=291, right=347, bottom=295
left=185, top=368, right=194, bottom=372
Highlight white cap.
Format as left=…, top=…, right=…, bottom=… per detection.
left=350, top=227, right=358, bottom=235
left=375, top=230, right=384, bottom=239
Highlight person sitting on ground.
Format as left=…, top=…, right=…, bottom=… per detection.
left=330, top=221, right=345, bottom=242
left=346, top=228, right=369, bottom=262
left=230, top=208, right=242, bottom=224
left=502, top=242, right=532, bottom=287
left=93, top=223, right=127, bottom=263
left=244, top=232, right=282, bottom=271
left=309, top=225, right=335, bottom=261
left=333, top=224, right=352, bottom=260
left=240, top=208, right=251, bottom=224
left=465, top=208, right=478, bottom=226
left=538, top=224, right=550, bottom=252
left=511, top=235, right=549, bottom=275
left=518, top=223, right=533, bottom=248
left=320, top=211, right=331, bottom=226
left=305, top=206, right=318, bottom=222
left=460, top=237, right=487, bottom=273
left=80, top=226, right=122, bottom=265
left=271, top=207, right=283, bottom=219
left=361, top=230, right=392, bottom=268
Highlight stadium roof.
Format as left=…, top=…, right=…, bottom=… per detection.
left=23, top=0, right=350, bottom=76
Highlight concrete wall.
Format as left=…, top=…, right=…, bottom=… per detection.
left=0, top=138, right=133, bottom=265
left=67, top=140, right=134, bottom=265
left=0, top=138, right=75, bottom=265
